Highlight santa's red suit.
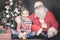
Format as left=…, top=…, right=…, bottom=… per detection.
left=29, top=11, right=58, bottom=36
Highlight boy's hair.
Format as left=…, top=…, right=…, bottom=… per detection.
left=21, top=9, right=29, bottom=14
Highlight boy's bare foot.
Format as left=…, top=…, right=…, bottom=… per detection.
left=22, top=36, right=27, bottom=40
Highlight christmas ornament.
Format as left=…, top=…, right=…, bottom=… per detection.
left=6, top=10, right=9, bottom=13
left=6, top=15, right=10, bottom=18
left=11, top=24, right=14, bottom=27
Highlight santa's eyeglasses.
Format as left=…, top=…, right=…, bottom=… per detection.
left=35, top=5, right=43, bottom=9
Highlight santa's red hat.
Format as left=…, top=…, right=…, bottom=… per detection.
left=34, top=1, right=44, bottom=8
left=31, top=24, right=43, bottom=36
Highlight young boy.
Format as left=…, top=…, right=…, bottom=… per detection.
left=15, top=9, right=35, bottom=39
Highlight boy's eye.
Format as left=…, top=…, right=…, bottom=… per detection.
left=26, top=13, right=28, bottom=15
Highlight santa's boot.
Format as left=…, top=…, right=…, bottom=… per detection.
left=31, top=24, right=48, bottom=40
left=40, top=31, right=48, bottom=40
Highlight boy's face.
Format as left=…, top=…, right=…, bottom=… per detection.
left=21, top=10, right=29, bottom=18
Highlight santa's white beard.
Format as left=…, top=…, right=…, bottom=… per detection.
left=35, top=8, right=48, bottom=20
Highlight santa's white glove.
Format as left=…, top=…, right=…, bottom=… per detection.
left=18, top=33, right=23, bottom=38
left=47, top=27, right=58, bottom=38
left=47, top=32, right=54, bottom=38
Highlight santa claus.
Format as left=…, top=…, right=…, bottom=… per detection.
left=29, top=1, right=58, bottom=38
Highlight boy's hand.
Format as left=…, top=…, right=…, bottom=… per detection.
left=23, top=32, right=26, bottom=36
left=18, top=33, right=23, bottom=38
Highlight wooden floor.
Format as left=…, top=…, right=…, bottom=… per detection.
left=12, top=39, right=44, bottom=40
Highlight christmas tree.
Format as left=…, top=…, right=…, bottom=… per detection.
left=1, top=0, right=25, bottom=30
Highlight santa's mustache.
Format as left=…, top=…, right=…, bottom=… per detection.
left=35, top=8, right=47, bottom=19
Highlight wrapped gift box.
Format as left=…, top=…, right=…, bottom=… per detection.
left=0, top=28, right=12, bottom=40
left=0, top=33, right=11, bottom=40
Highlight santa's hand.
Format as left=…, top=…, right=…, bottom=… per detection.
left=47, top=27, right=58, bottom=38
left=47, top=32, right=54, bottom=38
left=18, top=33, right=23, bottom=38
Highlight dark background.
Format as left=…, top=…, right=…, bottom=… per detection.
left=23, top=0, right=60, bottom=29
left=0, top=0, right=60, bottom=29
left=0, top=0, right=60, bottom=28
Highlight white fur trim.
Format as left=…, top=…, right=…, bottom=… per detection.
left=36, top=28, right=43, bottom=36
left=48, top=27, right=58, bottom=35
left=34, top=1, right=44, bottom=8
left=39, top=20, right=47, bottom=28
